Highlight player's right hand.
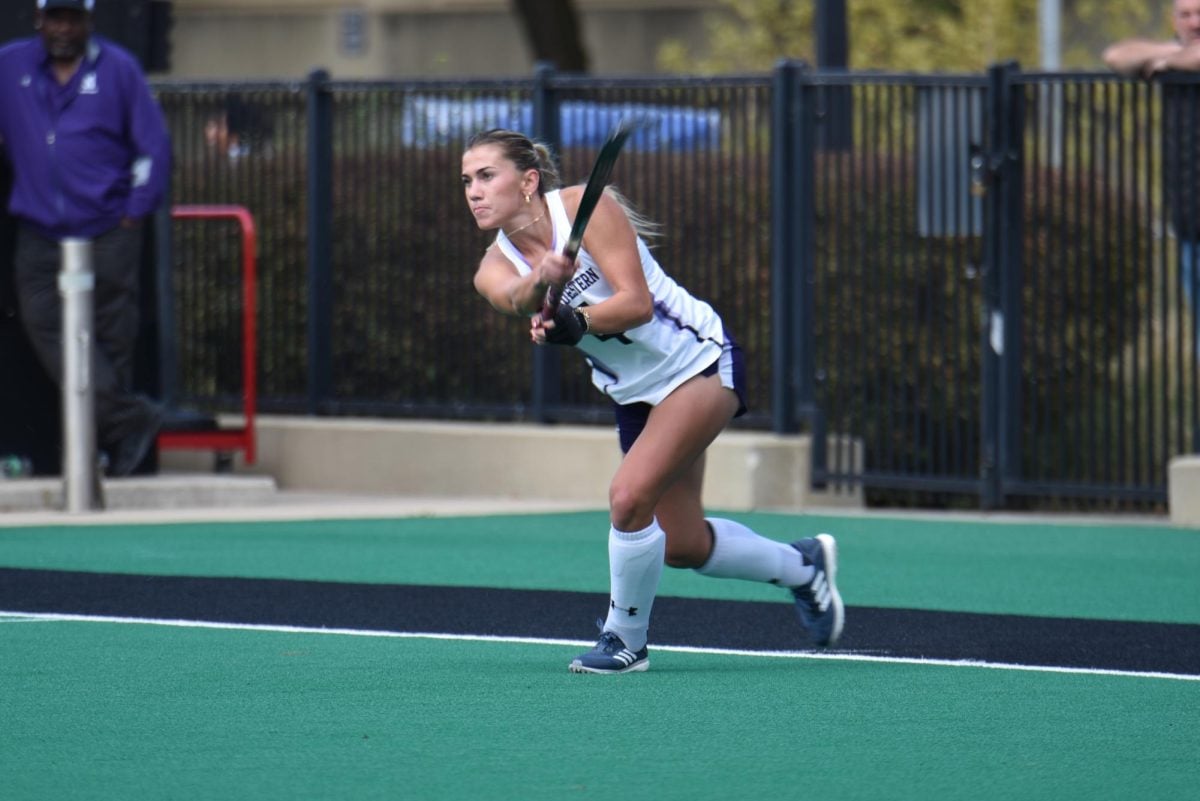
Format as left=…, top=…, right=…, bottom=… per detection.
left=535, top=251, right=576, bottom=293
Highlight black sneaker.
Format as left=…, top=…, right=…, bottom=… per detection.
left=108, top=404, right=163, bottom=477
left=790, top=533, right=844, bottom=647
left=569, top=629, right=649, bottom=674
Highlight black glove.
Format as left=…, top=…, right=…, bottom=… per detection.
left=543, top=304, right=587, bottom=346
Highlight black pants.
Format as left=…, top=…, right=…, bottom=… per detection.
left=15, top=223, right=159, bottom=452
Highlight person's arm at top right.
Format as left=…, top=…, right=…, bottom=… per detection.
left=1152, top=41, right=1200, bottom=73
left=1103, top=38, right=1189, bottom=77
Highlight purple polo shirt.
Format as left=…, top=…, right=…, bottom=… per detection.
left=0, top=35, right=171, bottom=239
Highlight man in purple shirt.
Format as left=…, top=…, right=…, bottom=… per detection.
left=0, top=0, right=171, bottom=476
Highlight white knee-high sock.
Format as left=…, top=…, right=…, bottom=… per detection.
left=696, top=517, right=814, bottom=588
left=602, top=519, right=666, bottom=652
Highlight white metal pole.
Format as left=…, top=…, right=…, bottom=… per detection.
left=1039, top=0, right=1062, bottom=70
left=60, top=238, right=101, bottom=512
left=1039, top=0, right=1064, bottom=168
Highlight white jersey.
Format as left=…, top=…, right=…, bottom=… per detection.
left=495, top=189, right=728, bottom=406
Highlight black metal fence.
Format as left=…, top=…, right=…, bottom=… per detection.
left=151, top=63, right=1200, bottom=509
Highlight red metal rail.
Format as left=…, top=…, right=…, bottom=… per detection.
left=157, top=204, right=258, bottom=464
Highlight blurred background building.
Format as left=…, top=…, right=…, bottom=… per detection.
left=170, top=0, right=723, bottom=78
left=0, top=1, right=1174, bottom=79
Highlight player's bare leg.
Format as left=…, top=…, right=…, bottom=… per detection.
left=570, top=372, right=842, bottom=674
left=569, top=373, right=731, bottom=673
left=609, top=371, right=736, bottom=534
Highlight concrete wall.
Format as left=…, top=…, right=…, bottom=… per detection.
left=170, top=0, right=721, bottom=79
left=1169, top=456, right=1200, bottom=526
left=160, top=416, right=864, bottom=511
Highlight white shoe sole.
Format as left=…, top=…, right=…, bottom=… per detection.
left=816, top=533, right=845, bottom=647
left=568, top=659, right=650, bottom=675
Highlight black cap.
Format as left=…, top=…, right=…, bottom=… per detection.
left=38, top=0, right=95, bottom=11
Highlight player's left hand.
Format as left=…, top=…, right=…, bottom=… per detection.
left=532, top=303, right=586, bottom=347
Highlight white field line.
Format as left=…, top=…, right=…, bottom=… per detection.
left=2, top=610, right=1197, bottom=683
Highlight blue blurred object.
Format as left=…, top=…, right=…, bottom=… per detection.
left=401, top=96, right=720, bottom=151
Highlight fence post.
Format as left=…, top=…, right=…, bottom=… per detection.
left=771, top=60, right=828, bottom=482
left=980, top=62, right=1023, bottom=509
left=154, top=195, right=178, bottom=410
left=530, top=61, right=561, bottom=423
left=770, top=59, right=800, bottom=435
left=998, top=65, right=1025, bottom=503
left=796, top=67, right=825, bottom=482
left=306, top=68, right=334, bottom=415
left=60, top=238, right=101, bottom=512
left=815, top=0, right=853, bottom=152
left=795, top=68, right=827, bottom=484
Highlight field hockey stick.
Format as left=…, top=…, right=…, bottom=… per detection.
left=540, top=116, right=648, bottom=320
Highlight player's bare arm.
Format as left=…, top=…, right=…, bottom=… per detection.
left=473, top=244, right=572, bottom=317
left=560, top=186, right=653, bottom=335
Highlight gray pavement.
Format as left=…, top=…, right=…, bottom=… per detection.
left=0, top=472, right=603, bottom=526
left=0, top=471, right=1174, bottom=529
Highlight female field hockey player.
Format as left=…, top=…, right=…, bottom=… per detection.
left=461, top=128, right=843, bottom=674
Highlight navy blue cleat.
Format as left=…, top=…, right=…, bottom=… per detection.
left=569, top=630, right=649, bottom=674
left=790, top=533, right=844, bottom=647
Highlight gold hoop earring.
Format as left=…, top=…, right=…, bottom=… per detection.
left=524, top=193, right=531, bottom=204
